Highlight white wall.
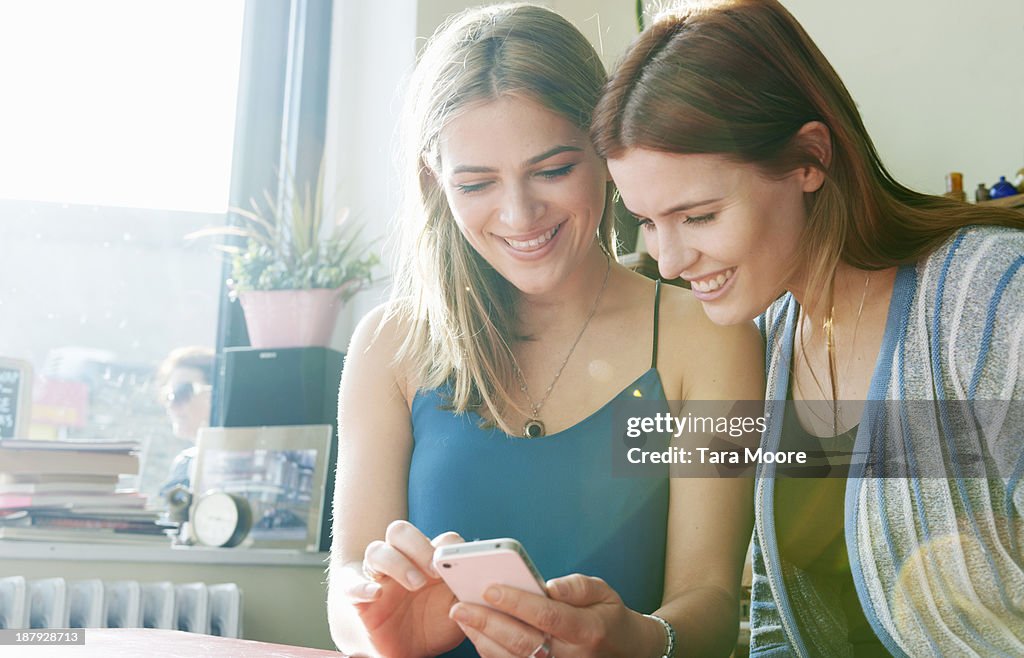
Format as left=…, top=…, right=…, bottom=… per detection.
left=549, top=0, right=635, bottom=66
left=780, top=0, right=1023, bottom=197
left=324, top=0, right=419, bottom=348
left=329, top=0, right=1024, bottom=342
left=415, top=0, right=636, bottom=64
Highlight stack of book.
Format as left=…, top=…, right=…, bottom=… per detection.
left=0, top=439, right=167, bottom=544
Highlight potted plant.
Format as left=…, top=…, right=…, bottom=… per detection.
left=188, top=161, right=378, bottom=348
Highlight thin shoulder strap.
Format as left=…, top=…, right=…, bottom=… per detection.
left=651, top=279, right=662, bottom=370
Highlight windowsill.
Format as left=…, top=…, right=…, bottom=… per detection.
left=0, top=541, right=328, bottom=567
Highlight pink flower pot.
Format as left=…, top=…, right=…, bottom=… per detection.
left=237, top=288, right=344, bottom=348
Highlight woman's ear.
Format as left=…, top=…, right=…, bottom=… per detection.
left=795, top=121, right=831, bottom=193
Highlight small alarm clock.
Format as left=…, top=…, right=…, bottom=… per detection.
left=191, top=491, right=253, bottom=548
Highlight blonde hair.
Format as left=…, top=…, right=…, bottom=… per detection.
left=388, top=3, right=614, bottom=432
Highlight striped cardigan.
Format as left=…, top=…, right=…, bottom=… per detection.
left=750, top=226, right=1024, bottom=656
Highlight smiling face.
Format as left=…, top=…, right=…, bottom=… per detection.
left=608, top=149, right=819, bottom=325
left=436, top=96, right=608, bottom=296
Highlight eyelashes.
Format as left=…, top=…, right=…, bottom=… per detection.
left=536, top=163, right=575, bottom=180
left=633, top=216, right=655, bottom=232
left=633, top=212, right=717, bottom=231
left=455, top=181, right=491, bottom=194
left=453, top=164, right=577, bottom=195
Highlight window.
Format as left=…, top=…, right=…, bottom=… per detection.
left=0, top=0, right=245, bottom=498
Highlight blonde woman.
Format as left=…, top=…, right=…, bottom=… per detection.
left=594, top=0, right=1024, bottom=655
left=327, top=4, right=762, bottom=657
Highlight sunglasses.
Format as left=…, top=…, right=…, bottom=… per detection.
left=163, top=381, right=212, bottom=407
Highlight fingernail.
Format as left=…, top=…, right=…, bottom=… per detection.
left=407, top=570, right=426, bottom=589
left=450, top=605, right=473, bottom=625
left=483, top=586, right=501, bottom=604
left=363, top=582, right=382, bottom=598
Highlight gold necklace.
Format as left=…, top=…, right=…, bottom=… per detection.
left=799, top=272, right=870, bottom=435
left=510, top=254, right=611, bottom=438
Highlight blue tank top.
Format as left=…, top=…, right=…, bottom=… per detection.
left=408, top=282, right=669, bottom=657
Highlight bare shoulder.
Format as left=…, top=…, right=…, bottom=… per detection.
left=349, top=303, right=400, bottom=354
left=344, top=302, right=418, bottom=407
left=607, top=268, right=759, bottom=350
left=657, top=285, right=760, bottom=348
left=654, top=283, right=764, bottom=399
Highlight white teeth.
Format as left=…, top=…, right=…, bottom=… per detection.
left=505, top=225, right=558, bottom=250
left=691, top=268, right=735, bottom=293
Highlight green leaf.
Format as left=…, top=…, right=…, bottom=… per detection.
left=187, top=151, right=379, bottom=294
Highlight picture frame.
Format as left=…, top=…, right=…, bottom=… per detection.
left=0, top=357, right=33, bottom=440
left=192, top=424, right=332, bottom=551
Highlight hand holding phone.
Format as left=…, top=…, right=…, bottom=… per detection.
left=433, top=538, right=547, bottom=608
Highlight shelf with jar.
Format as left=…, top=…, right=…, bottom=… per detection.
left=975, top=169, right=1024, bottom=208
left=946, top=170, right=1024, bottom=211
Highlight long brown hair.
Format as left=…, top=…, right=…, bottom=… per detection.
left=389, top=3, right=615, bottom=433
left=592, top=0, right=1023, bottom=316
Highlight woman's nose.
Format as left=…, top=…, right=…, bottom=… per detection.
left=650, top=230, right=699, bottom=281
left=498, top=184, right=543, bottom=229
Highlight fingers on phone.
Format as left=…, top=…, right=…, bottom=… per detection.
left=429, top=531, right=464, bottom=578
left=546, top=574, right=608, bottom=606
left=493, top=585, right=590, bottom=642
left=452, top=603, right=548, bottom=658
left=431, top=530, right=465, bottom=547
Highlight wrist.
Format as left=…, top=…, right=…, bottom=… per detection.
left=630, top=610, right=672, bottom=658
left=643, top=613, right=676, bottom=658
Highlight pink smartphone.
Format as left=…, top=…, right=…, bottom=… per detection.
left=433, top=538, right=547, bottom=607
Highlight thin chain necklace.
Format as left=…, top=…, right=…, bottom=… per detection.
left=798, top=272, right=871, bottom=435
left=510, top=254, right=611, bottom=438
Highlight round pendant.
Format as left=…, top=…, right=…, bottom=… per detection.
left=523, top=419, right=546, bottom=438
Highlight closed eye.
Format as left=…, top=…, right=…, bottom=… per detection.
left=454, top=163, right=575, bottom=193
left=633, top=211, right=715, bottom=230
left=633, top=215, right=655, bottom=232
left=537, top=164, right=575, bottom=180
left=455, top=180, right=493, bottom=194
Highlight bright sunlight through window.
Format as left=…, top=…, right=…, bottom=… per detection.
left=0, top=0, right=244, bottom=213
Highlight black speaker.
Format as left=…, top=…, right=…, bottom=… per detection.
left=214, top=346, right=344, bottom=552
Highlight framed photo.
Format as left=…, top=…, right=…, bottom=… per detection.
left=192, top=425, right=332, bottom=551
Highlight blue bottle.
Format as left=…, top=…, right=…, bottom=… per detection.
left=989, top=176, right=1019, bottom=199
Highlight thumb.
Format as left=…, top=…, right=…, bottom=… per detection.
left=546, top=574, right=613, bottom=607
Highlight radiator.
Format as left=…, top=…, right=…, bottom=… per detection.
left=0, top=576, right=242, bottom=638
